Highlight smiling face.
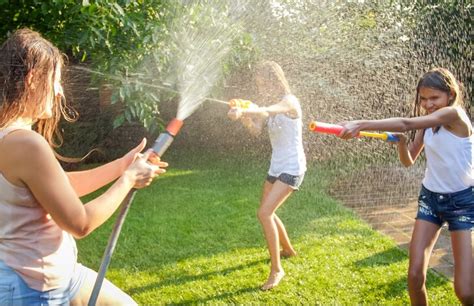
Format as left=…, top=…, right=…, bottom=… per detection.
left=419, top=87, right=451, bottom=114
left=412, top=68, right=463, bottom=118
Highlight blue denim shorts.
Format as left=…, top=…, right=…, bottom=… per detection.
left=416, top=185, right=474, bottom=231
left=0, top=260, right=89, bottom=306
left=267, top=173, right=305, bottom=190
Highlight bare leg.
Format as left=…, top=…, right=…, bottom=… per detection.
left=71, top=265, right=137, bottom=306
left=408, top=220, right=441, bottom=306
left=260, top=182, right=296, bottom=257
left=258, top=180, right=294, bottom=290
left=451, top=230, right=474, bottom=305
left=274, top=215, right=297, bottom=257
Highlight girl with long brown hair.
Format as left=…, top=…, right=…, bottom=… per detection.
left=228, top=61, right=306, bottom=290
left=0, top=28, right=166, bottom=305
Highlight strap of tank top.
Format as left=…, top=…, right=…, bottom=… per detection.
left=0, top=125, right=32, bottom=142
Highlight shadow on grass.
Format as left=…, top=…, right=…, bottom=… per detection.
left=354, top=247, right=406, bottom=268
left=358, top=272, right=453, bottom=301
left=175, top=286, right=259, bottom=305
left=360, top=276, right=407, bottom=301
left=128, top=258, right=266, bottom=295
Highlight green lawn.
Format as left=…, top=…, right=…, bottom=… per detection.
left=77, top=150, right=458, bottom=304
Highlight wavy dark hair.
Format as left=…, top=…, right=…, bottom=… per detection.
left=0, top=28, right=78, bottom=153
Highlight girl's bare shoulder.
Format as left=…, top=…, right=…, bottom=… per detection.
left=1, top=130, right=54, bottom=161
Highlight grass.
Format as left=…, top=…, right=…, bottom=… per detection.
left=77, top=150, right=458, bottom=305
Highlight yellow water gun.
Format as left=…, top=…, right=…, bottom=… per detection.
left=228, top=99, right=257, bottom=109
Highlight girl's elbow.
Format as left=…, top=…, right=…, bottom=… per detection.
left=69, top=224, right=91, bottom=239
left=401, top=119, right=417, bottom=132
left=400, top=158, right=414, bottom=167
left=64, top=217, right=92, bottom=238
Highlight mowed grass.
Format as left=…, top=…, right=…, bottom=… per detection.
left=77, top=150, right=458, bottom=304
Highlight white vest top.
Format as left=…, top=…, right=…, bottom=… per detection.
left=267, top=95, right=307, bottom=176
left=422, top=120, right=474, bottom=193
left=0, top=122, right=78, bottom=291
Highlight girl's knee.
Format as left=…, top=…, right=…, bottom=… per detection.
left=407, top=268, right=426, bottom=289
left=257, top=207, right=272, bottom=221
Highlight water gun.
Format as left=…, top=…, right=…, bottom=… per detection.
left=309, top=121, right=399, bottom=142
left=228, top=98, right=257, bottom=109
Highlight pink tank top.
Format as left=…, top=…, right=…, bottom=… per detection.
left=0, top=122, right=78, bottom=291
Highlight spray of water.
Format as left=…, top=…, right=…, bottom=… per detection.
left=69, top=65, right=229, bottom=107
left=171, top=2, right=240, bottom=121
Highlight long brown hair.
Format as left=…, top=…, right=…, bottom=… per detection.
left=0, top=28, right=77, bottom=150
left=255, top=60, right=292, bottom=100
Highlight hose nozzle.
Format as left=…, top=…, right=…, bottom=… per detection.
left=166, top=118, right=183, bottom=136
left=151, top=118, right=184, bottom=157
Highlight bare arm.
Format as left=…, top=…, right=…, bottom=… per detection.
left=227, top=107, right=266, bottom=136
left=66, top=139, right=146, bottom=197
left=243, top=96, right=300, bottom=118
left=67, top=160, right=125, bottom=197
left=340, top=106, right=461, bottom=138
left=396, top=130, right=425, bottom=167
left=227, top=95, right=300, bottom=136
left=9, top=132, right=164, bottom=239
left=241, top=115, right=266, bottom=136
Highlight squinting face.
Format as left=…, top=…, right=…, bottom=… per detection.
left=419, top=87, right=451, bottom=114
left=39, top=65, right=63, bottom=119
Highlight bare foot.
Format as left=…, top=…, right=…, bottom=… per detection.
left=261, top=271, right=285, bottom=291
left=280, top=249, right=297, bottom=258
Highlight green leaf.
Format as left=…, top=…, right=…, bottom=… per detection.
left=113, top=114, right=125, bottom=128
left=112, top=3, right=125, bottom=16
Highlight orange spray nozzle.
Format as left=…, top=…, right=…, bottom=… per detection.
left=166, top=118, right=183, bottom=136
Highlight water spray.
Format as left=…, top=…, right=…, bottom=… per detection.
left=309, top=121, right=399, bottom=142
left=88, top=118, right=183, bottom=306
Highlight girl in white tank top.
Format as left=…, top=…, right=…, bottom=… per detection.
left=339, top=68, right=473, bottom=305
left=0, top=28, right=166, bottom=305
left=227, top=61, right=306, bottom=291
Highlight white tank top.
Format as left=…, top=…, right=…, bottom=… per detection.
left=422, top=120, right=474, bottom=193
left=0, top=122, right=78, bottom=291
left=267, top=95, right=307, bottom=176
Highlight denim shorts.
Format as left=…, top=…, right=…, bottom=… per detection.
left=0, top=260, right=90, bottom=306
left=266, top=173, right=305, bottom=190
left=416, top=185, right=474, bottom=231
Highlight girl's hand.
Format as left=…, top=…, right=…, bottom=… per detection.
left=227, top=107, right=243, bottom=121
left=124, top=149, right=167, bottom=189
left=339, top=121, right=363, bottom=139
left=120, top=138, right=147, bottom=172
left=392, top=132, right=408, bottom=146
